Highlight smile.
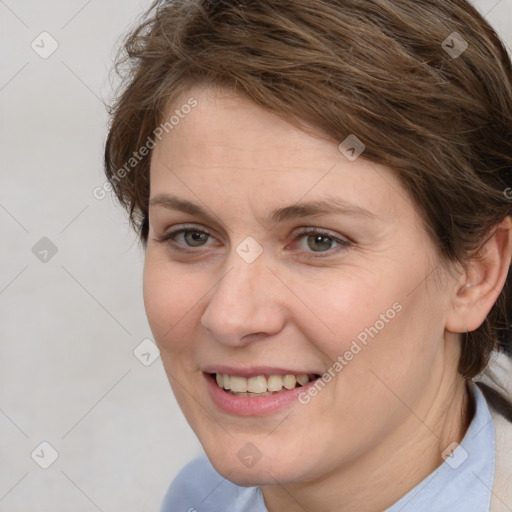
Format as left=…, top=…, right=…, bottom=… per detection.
left=204, top=370, right=322, bottom=416
left=214, top=373, right=318, bottom=396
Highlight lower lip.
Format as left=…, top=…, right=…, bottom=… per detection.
left=204, top=373, right=319, bottom=416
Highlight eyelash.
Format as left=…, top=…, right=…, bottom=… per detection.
left=293, top=228, right=351, bottom=254
left=158, top=224, right=351, bottom=257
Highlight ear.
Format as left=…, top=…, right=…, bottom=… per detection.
left=446, top=216, right=512, bottom=334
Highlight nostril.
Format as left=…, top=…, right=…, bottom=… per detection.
left=241, top=332, right=267, bottom=343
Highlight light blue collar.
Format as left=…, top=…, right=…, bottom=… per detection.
left=386, top=381, right=495, bottom=512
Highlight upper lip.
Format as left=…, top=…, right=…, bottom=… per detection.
left=202, top=365, right=321, bottom=378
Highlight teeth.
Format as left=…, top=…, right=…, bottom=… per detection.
left=283, top=374, right=297, bottom=389
left=267, top=375, right=284, bottom=392
left=247, top=376, right=267, bottom=393
left=229, top=375, right=247, bottom=393
left=235, top=391, right=273, bottom=397
left=214, top=373, right=313, bottom=395
left=296, top=374, right=310, bottom=386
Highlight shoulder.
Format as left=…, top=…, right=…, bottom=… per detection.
left=489, top=409, right=512, bottom=512
left=167, top=453, right=222, bottom=494
left=160, top=454, right=222, bottom=511
left=477, top=351, right=512, bottom=512
left=160, top=454, right=266, bottom=512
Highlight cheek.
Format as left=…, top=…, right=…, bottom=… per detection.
left=291, top=262, right=440, bottom=382
left=285, top=269, right=399, bottom=358
left=142, top=253, right=203, bottom=352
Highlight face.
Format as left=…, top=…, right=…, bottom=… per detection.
left=143, top=85, right=460, bottom=486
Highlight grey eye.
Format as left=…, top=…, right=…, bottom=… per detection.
left=306, top=234, right=335, bottom=252
left=182, top=231, right=210, bottom=247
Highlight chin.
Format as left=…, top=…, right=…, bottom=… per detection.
left=211, top=460, right=286, bottom=487
left=203, top=446, right=313, bottom=487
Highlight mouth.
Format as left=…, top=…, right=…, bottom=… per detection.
left=203, top=366, right=323, bottom=415
left=208, top=372, right=321, bottom=397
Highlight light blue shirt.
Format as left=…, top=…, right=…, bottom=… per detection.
left=161, top=382, right=495, bottom=512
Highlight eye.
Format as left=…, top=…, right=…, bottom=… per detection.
left=291, top=229, right=351, bottom=255
left=159, top=225, right=216, bottom=249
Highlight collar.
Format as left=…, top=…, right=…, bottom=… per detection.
left=386, top=381, right=495, bottom=512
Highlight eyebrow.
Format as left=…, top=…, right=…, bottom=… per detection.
left=148, top=194, right=377, bottom=224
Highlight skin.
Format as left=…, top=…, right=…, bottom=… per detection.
left=143, top=84, right=512, bottom=512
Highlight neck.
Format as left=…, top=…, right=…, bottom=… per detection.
left=261, top=376, right=472, bottom=512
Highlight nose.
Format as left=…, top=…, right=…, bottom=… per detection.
left=200, top=255, right=287, bottom=347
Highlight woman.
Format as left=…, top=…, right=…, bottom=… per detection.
left=104, top=0, right=512, bottom=510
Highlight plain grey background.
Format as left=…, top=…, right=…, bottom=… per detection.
left=0, top=0, right=511, bottom=510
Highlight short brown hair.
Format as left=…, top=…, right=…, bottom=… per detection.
left=104, top=0, right=512, bottom=379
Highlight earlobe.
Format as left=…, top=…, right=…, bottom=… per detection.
left=446, top=217, right=512, bottom=334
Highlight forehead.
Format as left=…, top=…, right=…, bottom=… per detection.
left=149, top=85, right=412, bottom=224
left=158, top=86, right=329, bottom=165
